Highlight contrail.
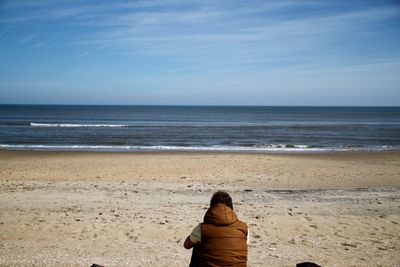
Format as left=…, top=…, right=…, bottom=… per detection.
left=0, top=24, right=12, bottom=38
left=19, top=33, right=37, bottom=45
left=35, top=36, right=57, bottom=48
left=76, top=44, right=112, bottom=58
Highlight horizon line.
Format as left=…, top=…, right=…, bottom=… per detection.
left=1, top=103, right=399, bottom=108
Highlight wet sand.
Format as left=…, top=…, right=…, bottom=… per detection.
left=0, top=151, right=399, bottom=266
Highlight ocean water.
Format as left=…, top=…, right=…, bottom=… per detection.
left=0, top=105, right=399, bottom=152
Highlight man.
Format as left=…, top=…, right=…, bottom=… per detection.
left=183, top=191, right=248, bottom=267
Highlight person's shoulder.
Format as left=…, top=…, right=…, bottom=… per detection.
left=235, top=220, right=249, bottom=229
left=237, top=219, right=248, bottom=226
left=236, top=219, right=248, bottom=231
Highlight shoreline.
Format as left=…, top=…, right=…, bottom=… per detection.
left=1, top=146, right=399, bottom=154
left=0, top=144, right=400, bottom=154
left=2, top=148, right=400, bottom=155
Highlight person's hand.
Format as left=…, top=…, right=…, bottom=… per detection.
left=183, top=236, right=195, bottom=249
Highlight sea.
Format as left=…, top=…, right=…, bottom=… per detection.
left=0, top=105, right=399, bottom=152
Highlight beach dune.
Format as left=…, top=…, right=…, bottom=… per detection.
left=0, top=151, right=399, bottom=266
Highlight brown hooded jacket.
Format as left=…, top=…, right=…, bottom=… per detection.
left=200, top=203, right=248, bottom=267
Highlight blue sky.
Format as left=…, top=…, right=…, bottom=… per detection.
left=0, top=0, right=399, bottom=106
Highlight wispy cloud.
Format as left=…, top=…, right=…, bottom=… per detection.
left=35, top=36, right=57, bottom=48
left=1, top=0, right=400, bottom=82
left=72, top=5, right=398, bottom=44
left=19, top=33, right=36, bottom=44
left=76, top=44, right=112, bottom=58
left=63, top=3, right=399, bottom=75
left=0, top=24, right=12, bottom=38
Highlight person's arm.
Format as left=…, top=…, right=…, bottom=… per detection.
left=183, top=235, right=195, bottom=249
left=183, top=223, right=201, bottom=249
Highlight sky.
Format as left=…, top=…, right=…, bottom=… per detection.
left=0, top=0, right=399, bottom=106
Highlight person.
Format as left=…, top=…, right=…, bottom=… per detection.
left=183, top=191, right=248, bottom=267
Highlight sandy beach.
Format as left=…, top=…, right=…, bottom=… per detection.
left=0, top=150, right=399, bottom=266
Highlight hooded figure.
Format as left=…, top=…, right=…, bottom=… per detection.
left=184, top=191, right=248, bottom=267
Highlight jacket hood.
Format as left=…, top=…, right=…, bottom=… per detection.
left=203, top=203, right=238, bottom=226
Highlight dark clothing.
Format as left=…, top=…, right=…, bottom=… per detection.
left=189, top=244, right=201, bottom=267
left=296, top=263, right=321, bottom=267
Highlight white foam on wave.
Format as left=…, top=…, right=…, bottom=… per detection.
left=254, top=144, right=311, bottom=149
left=30, top=123, right=130, bottom=128
left=0, top=144, right=397, bottom=153
left=28, top=121, right=400, bottom=128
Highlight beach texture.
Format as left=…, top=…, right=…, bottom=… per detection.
left=0, top=151, right=399, bottom=266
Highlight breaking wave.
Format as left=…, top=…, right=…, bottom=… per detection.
left=30, top=123, right=130, bottom=128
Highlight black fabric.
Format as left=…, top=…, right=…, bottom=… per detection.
left=189, top=244, right=201, bottom=267
left=296, top=262, right=321, bottom=267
